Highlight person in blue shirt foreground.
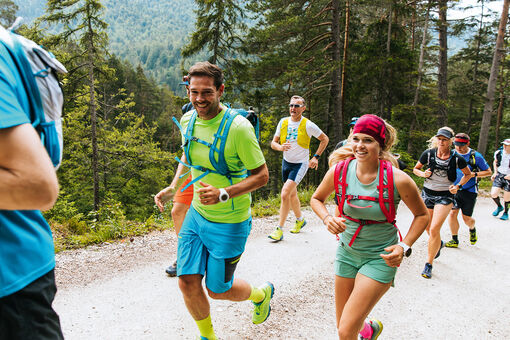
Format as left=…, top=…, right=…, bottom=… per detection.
left=0, top=35, right=63, bottom=339
left=445, top=133, right=491, bottom=248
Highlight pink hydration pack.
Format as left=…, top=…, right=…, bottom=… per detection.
left=333, top=157, right=402, bottom=246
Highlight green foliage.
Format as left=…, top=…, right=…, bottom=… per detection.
left=0, top=0, right=18, bottom=27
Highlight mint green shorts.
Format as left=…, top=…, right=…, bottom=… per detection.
left=335, top=243, right=397, bottom=284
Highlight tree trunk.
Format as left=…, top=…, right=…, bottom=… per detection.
left=407, top=0, right=432, bottom=154
left=437, top=0, right=448, bottom=127
left=495, top=69, right=504, bottom=149
left=467, top=0, right=485, bottom=134
left=330, top=0, right=343, bottom=142
left=477, top=0, right=510, bottom=155
left=340, top=0, right=350, bottom=127
left=89, top=58, right=99, bottom=211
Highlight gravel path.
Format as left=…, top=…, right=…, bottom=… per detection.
left=53, top=197, right=510, bottom=339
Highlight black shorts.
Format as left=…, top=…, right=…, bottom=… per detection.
left=0, top=269, right=64, bottom=340
left=452, top=190, right=478, bottom=217
left=492, top=172, right=510, bottom=191
left=421, top=187, right=454, bottom=209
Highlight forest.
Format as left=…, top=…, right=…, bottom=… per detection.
left=1, top=0, right=509, bottom=248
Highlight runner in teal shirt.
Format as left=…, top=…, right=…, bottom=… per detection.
left=311, top=114, right=428, bottom=340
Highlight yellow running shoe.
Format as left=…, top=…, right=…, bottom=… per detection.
left=445, top=239, right=459, bottom=248
left=290, top=219, right=307, bottom=233
left=252, top=282, right=274, bottom=324
left=268, top=227, right=283, bottom=241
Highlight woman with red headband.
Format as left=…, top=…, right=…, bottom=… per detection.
left=311, top=114, right=428, bottom=340
left=413, top=127, right=471, bottom=279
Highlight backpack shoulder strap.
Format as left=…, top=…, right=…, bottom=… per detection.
left=334, top=157, right=354, bottom=216
left=377, top=159, right=396, bottom=223
left=210, top=108, right=239, bottom=176
left=0, top=31, right=44, bottom=127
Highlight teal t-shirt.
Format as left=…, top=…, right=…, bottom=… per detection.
left=0, top=43, right=56, bottom=298
left=180, top=107, right=265, bottom=223
left=339, top=159, right=401, bottom=254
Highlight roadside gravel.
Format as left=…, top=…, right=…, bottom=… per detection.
left=54, top=197, right=510, bottom=339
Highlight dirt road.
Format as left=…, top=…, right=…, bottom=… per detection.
left=53, top=197, right=510, bottom=339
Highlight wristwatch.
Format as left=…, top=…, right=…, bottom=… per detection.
left=313, top=154, right=321, bottom=159
left=397, top=242, right=412, bottom=257
left=218, top=188, right=229, bottom=203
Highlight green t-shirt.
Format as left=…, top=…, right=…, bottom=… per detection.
left=339, top=159, right=401, bottom=255
left=180, top=107, right=265, bottom=223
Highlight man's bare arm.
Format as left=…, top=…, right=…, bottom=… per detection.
left=0, top=124, right=58, bottom=210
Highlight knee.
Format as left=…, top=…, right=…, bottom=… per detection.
left=178, top=276, right=201, bottom=295
left=429, top=226, right=441, bottom=237
left=337, top=323, right=357, bottom=339
left=171, top=205, right=187, bottom=220
left=281, top=188, right=292, bottom=201
left=206, top=287, right=226, bottom=300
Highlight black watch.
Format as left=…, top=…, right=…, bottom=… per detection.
left=313, top=154, right=320, bottom=159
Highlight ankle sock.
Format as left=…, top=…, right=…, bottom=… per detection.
left=359, top=321, right=373, bottom=338
left=249, top=285, right=265, bottom=303
left=452, top=235, right=458, bottom=242
left=470, top=227, right=476, bottom=233
left=196, top=315, right=216, bottom=340
left=296, top=217, right=304, bottom=221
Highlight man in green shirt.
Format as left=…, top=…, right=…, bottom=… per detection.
left=154, top=62, right=273, bottom=340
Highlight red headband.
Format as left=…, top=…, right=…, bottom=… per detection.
left=454, top=137, right=469, bottom=144
left=352, top=114, right=386, bottom=147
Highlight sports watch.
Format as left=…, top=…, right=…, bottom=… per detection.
left=397, top=242, right=412, bottom=257
left=218, top=188, right=229, bottom=203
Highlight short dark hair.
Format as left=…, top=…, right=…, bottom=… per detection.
left=188, top=62, right=224, bottom=89
left=455, top=133, right=470, bottom=140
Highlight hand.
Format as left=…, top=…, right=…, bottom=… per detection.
left=154, top=186, right=176, bottom=212
left=323, top=215, right=346, bottom=235
left=309, top=157, right=319, bottom=170
left=491, top=173, right=496, bottom=181
left=281, top=142, right=291, bottom=152
left=197, top=181, right=220, bottom=205
left=380, top=244, right=404, bottom=268
left=423, top=169, right=432, bottom=178
left=449, top=184, right=459, bottom=194
left=505, top=175, right=510, bottom=181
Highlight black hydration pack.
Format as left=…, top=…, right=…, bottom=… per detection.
left=426, top=148, right=459, bottom=182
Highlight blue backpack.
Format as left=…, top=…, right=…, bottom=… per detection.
left=172, top=107, right=259, bottom=208
left=0, top=23, right=67, bottom=169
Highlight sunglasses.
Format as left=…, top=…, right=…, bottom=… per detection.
left=289, top=104, right=304, bottom=108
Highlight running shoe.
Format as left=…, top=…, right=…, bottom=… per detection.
left=445, top=239, right=459, bottom=248
left=500, top=212, right=509, bottom=221
left=469, top=229, right=477, bottom=245
left=252, top=282, right=275, bottom=324
left=268, top=227, right=283, bottom=241
left=165, top=259, right=177, bottom=277
left=290, top=219, right=307, bottom=233
left=359, top=319, right=383, bottom=340
left=493, top=205, right=504, bottom=216
left=435, top=240, right=444, bottom=259
left=197, top=336, right=217, bottom=340
left=421, top=262, right=432, bottom=279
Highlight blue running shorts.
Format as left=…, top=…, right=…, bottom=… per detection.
left=177, top=205, right=252, bottom=293
left=282, top=159, right=308, bottom=184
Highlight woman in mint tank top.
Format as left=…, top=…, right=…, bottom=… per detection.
left=311, top=115, right=429, bottom=340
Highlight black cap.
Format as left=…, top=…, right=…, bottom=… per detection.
left=436, top=128, right=453, bottom=139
